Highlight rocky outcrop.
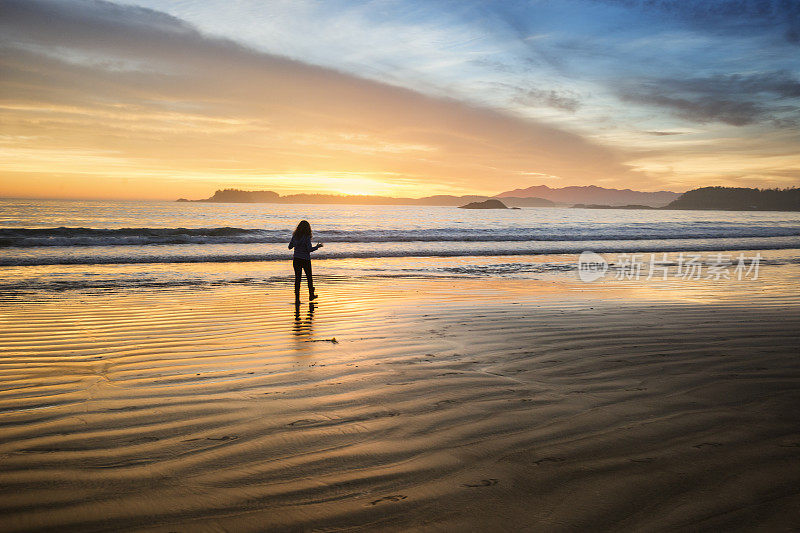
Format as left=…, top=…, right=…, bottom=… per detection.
left=459, top=199, right=508, bottom=209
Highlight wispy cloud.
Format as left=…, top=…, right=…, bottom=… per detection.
left=512, top=87, right=582, bottom=113
left=620, top=71, right=800, bottom=127
left=618, top=71, right=800, bottom=126
left=0, top=0, right=636, bottom=199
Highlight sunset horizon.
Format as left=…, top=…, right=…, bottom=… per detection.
left=2, top=0, right=799, bottom=200
left=0, top=183, right=690, bottom=203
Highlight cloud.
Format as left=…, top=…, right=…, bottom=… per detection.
left=645, top=131, right=686, bottom=136
left=621, top=93, right=766, bottom=126
left=619, top=71, right=800, bottom=126
left=665, top=71, right=800, bottom=99
left=512, top=88, right=582, bottom=113
left=1, top=0, right=797, bottom=197
left=0, top=0, right=636, bottom=198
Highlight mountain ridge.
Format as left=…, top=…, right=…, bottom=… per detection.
left=178, top=189, right=555, bottom=207
left=176, top=186, right=800, bottom=211
left=495, top=185, right=681, bottom=207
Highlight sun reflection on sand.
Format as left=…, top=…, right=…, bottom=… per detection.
left=1, top=259, right=799, bottom=530
left=292, top=302, right=316, bottom=353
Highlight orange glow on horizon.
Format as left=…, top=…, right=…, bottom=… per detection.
left=2, top=1, right=797, bottom=201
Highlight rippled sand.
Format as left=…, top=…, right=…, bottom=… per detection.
left=1, top=274, right=799, bottom=531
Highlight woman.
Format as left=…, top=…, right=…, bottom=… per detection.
left=289, top=220, right=323, bottom=303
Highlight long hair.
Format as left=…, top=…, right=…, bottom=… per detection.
left=293, top=220, right=312, bottom=239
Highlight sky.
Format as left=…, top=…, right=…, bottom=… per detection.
left=1, top=0, right=799, bottom=200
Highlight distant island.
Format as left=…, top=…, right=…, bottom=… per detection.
left=177, top=186, right=800, bottom=211
left=177, top=189, right=279, bottom=203
left=496, top=184, right=680, bottom=207
left=180, top=184, right=683, bottom=208
left=664, top=186, right=800, bottom=211
left=459, top=199, right=508, bottom=209
left=567, top=188, right=799, bottom=211
left=179, top=188, right=554, bottom=208
left=177, top=185, right=679, bottom=208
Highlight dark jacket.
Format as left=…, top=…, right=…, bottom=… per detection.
left=289, top=234, right=320, bottom=260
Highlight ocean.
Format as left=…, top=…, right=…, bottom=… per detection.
left=2, top=198, right=800, bottom=292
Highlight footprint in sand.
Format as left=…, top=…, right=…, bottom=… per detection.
left=369, top=495, right=407, bottom=505
left=462, top=478, right=498, bottom=488
left=778, top=442, right=800, bottom=448
left=693, top=442, right=723, bottom=449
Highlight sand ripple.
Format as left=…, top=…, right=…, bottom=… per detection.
left=1, top=280, right=799, bottom=531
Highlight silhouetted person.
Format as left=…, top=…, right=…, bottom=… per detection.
left=289, top=220, right=322, bottom=303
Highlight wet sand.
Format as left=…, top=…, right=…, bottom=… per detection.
left=1, top=273, right=799, bottom=531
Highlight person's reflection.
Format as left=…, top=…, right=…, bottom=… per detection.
left=293, top=302, right=315, bottom=346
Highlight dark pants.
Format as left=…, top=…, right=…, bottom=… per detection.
left=293, top=258, right=314, bottom=299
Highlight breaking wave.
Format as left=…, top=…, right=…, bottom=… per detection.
left=2, top=224, right=800, bottom=248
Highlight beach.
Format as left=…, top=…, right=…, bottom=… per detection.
left=2, top=256, right=799, bottom=531
left=5, top=0, right=800, bottom=528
